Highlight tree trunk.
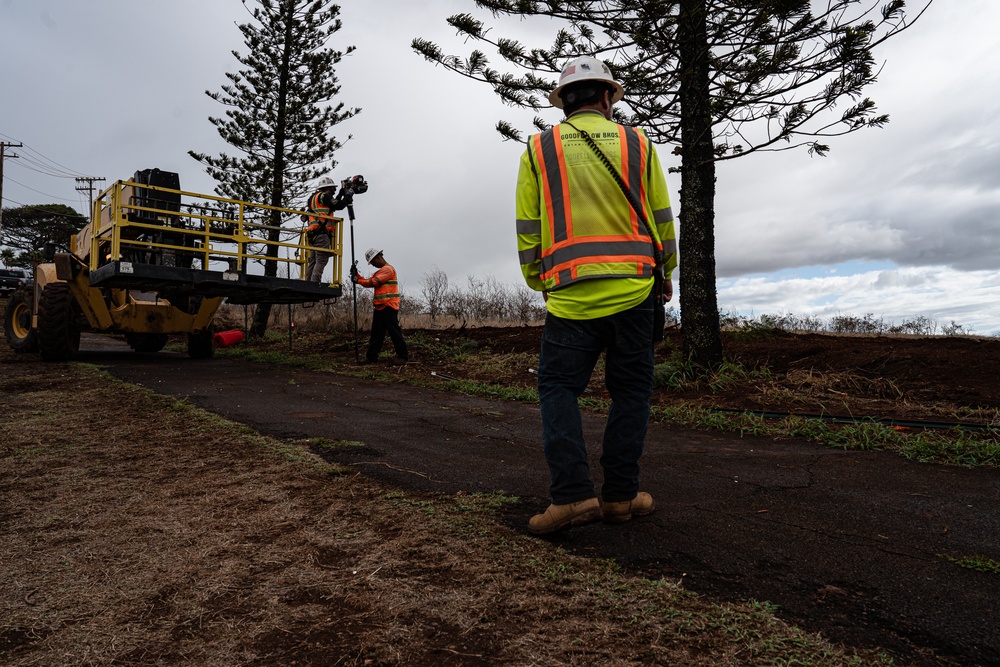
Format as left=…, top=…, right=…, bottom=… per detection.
left=250, top=0, right=295, bottom=339
left=677, top=0, right=723, bottom=369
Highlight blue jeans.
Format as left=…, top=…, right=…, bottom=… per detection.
left=537, top=294, right=655, bottom=504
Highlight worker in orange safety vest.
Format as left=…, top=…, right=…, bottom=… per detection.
left=351, top=247, right=408, bottom=365
left=304, top=176, right=348, bottom=283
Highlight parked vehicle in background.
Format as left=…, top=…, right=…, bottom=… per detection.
left=0, top=268, right=30, bottom=296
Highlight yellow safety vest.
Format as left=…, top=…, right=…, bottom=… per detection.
left=516, top=112, right=677, bottom=302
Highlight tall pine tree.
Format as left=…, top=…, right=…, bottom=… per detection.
left=191, top=0, right=358, bottom=337
left=414, top=0, right=931, bottom=368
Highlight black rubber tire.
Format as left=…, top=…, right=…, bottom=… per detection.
left=37, top=282, right=81, bottom=362
left=187, top=326, right=214, bottom=359
left=125, top=332, right=169, bottom=354
left=3, top=288, right=39, bottom=353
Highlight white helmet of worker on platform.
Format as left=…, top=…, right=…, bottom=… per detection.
left=365, top=247, right=383, bottom=264
left=317, top=176, right=337, bottom=189
left=548, top=55, right=625, bottom=109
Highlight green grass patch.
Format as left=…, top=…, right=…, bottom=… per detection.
left=305, top=438, right=366, bottom=450
left=383, top=490, right=438, bottom=515
left=654, top=354, right=771, bottom=393
left=939, top=553, right=1000, bottom=574
left=444, top=378, right=538, bottom=402
left=651, top=404, right=1000, bottom=468
left=407, top=331, right=482, bottom=361
left=451, top=490, right=520, bottom=514
left=476, top=351, right=537, bottom=379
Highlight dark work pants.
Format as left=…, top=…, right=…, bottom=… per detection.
left=537, top=293, right=655, bottom=504
left=305, top=233, right=332, bottom=283
left=367, top=306, right=408, bottom=362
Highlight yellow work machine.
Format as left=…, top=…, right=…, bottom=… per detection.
left=3, top=168, right=343, bottom=361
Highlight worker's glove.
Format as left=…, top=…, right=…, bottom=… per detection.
left=350, top=272, right=359, bottom=284
left=334, top=189, right=353, bottom=211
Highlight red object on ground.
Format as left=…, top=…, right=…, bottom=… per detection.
left=213, top=329, right=245, bottom=347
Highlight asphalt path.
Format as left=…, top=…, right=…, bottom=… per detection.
left=87, top=337, right=999, bottom=666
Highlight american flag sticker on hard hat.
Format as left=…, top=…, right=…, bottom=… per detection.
left=562, top=65, right=576, bottom=76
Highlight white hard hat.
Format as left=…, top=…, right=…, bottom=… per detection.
left=317, top=176, right=337, bottom=189
left=364, top=247, right=383, bottom=264
left=548, top=55, right=625, bottom=109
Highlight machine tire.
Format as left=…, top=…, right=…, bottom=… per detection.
left=3, top=288, right=39, bottom=353
left=37, top=282, right=81, bottom=362
left=125, top=332, right=169, bottom=354
left=187, top=326, right=214, bottom=359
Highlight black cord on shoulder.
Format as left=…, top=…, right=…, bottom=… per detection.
left=563, top=120, right=662, bottom=266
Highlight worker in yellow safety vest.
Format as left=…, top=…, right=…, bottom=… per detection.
left=304, top=176, right=348, bottom=283
left=515, top=55, right=677, bottom=536
left=351, top=247, right=408, bottom=365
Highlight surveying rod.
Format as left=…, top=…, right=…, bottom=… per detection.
left=334, top=173, right=368, bottom=365
left=347, top=201, right=361, bottom=364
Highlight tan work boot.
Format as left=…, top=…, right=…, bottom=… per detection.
left=528, top=497, right=602, bottom=535
left=602, top=492, right=655, bottom=524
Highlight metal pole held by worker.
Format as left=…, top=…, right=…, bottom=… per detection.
left=335, top=174, right=368, bottom=365
left=347, top=202, right=360, bottom=364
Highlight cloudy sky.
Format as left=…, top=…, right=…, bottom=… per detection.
left=3, top=0, right=999, bottom=334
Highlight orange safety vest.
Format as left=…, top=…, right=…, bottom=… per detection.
left=359, top=264, right=401, bottom=310
left=526, top=122, right=661, bottom=290
left=306, top=190, right=337, bottom=235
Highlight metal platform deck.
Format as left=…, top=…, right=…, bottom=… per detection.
left=89, top=261, right=342, bottom=305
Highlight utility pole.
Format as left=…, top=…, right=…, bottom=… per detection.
left=0, top=141, right=23, bottom=233
left=75, top=176, right=106, bottom=217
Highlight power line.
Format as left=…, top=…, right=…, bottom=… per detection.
left=0, top=132, right=87, bottom=178
left=13, top=154, right=82, bottom=179
left=3, top=175, right=80, bottom=203
left=0, top=135, right=97, bottom=215
left=75, top=176, right=106, bottom=216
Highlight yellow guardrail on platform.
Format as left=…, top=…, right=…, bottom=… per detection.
left=79, top=180, right=343, bottom=284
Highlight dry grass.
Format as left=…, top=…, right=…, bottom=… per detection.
left=1, top=350, right=893, bottom=666
left=744, top=369, right=910, bottom=419
left=779, top=369, right=904, bottom=401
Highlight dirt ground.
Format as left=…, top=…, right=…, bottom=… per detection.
left=3, top=319, right=1000, bottom=666
left=304, top=324, right=1000, bottom=428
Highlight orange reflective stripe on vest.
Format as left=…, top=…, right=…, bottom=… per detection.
left=307, top=191, right=337, bottom=234
left=530, top=123, right=657, bottom=288
left=362, top=264, right=401, bottom=310
left=372, top=280, right=400, bottom=309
